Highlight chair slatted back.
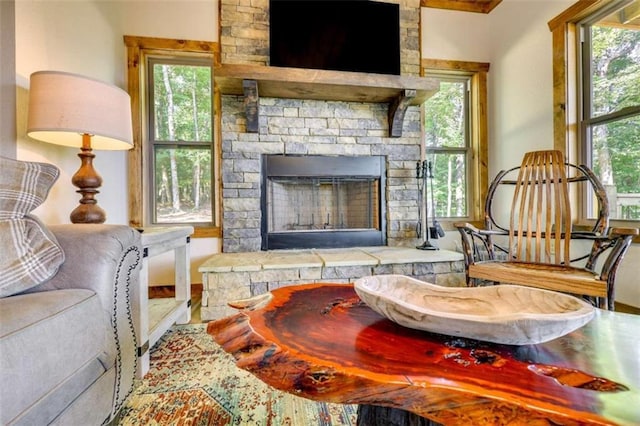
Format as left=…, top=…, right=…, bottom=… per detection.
left=508, top=150, right=571, bottom=265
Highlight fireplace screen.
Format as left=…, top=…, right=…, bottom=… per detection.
left=261, top=155, right=386, bottom=250
left=267, top=177, right=379, bottom=232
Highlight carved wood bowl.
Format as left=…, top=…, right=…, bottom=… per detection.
left=353, top=275, right=595, bottom=345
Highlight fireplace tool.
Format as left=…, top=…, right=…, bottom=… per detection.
left=416, top=160, right=437, bottom=250
left=428, top=161, right=446, bottom=240
left=416, top=160, right=444, bottom=250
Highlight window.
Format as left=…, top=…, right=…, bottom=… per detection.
left=124, top=36, right=221, bottom=238
left=148, top=58, right=213, bottom=225
left=550, top=0, right=640, bottom=230
left=579, top=3, right=640, bottom=220
left=421, top=59, right=489, bottom=226
left=423, top=77, right=470, bottom=218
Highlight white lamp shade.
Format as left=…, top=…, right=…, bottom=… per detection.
left=27, top=71, right=133, bottom=150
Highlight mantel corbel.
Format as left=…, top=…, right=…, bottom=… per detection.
left=389, top=89, right=417, bottom=138
left=243, top=79, right=259, bottom=133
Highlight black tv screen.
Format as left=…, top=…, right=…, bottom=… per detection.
left=269, top=0, right=401, bottom=75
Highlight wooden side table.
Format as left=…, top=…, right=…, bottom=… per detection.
left=134, top=226, right=193, bottom=378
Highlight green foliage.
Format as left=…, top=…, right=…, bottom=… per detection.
left=590, top=24, right=640, bottom=215
left=591, top=25, right=640, bottom=115
left=424, top=80, right=468, bottom=217
left=153, top=64, right=212, bottom=141
left=151, top=62, right=214, bottom=223
left=424, top=81, right=465, bottom=149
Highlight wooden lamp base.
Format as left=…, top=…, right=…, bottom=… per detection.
left=70, top=134, right=106, bottom=224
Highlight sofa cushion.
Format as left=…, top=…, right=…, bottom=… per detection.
left=0, top=289, right=114, bottom=425
left=0, top=157, right=64, bottom=297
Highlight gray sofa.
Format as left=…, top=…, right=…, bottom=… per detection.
left=0, top=224, right=142, bottom=425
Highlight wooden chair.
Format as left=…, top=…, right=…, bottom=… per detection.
left=455, top=150, right=638, bottom=310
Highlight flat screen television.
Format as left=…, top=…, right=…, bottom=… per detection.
left=269, top=0, right=401, bottom=75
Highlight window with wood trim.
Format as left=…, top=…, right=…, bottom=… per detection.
left=124, top=36, right=221, bottom=238
left=550, top=0, right=640, bottom=229
left=421, top=59, right=489, bottom=228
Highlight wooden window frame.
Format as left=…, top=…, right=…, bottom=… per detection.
left=124, top=36, right=221, bottom=238
left=421, top=59, right=490, bottom=229
left=549, top=0, right=640, bottom=240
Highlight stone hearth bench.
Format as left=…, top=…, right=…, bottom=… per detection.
left=199, top=247, right=464, bottom=321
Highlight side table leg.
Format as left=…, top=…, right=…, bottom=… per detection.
left=174, top=240, right=191, bottom=324
left=357, top=405, right=442, bottom=426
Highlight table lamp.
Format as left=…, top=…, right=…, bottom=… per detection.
left=27, top=70, right=133, bottom=224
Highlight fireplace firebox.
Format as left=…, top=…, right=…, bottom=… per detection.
left=261, top=155, right=386, bottom=250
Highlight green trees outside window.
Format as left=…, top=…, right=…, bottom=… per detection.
left=581, top=4, right=640, bottom=220
left=148, top=59, right=214, bottom=224
left=423, top=79, right=469, bottom=218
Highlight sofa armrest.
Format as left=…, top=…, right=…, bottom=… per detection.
left=36, top=224, right=142, bottom=419
left=42, top=225, right=141, bottom=306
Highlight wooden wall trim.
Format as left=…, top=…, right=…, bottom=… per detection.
left=124, top=36, right=219, bottom=55
left=126, top=42, right=143, bottom=228
left=421, top=0, right=502, bottom=14
left=548, top=0, right=614, bottom=31
left=421, top=59, right=490, bottom=73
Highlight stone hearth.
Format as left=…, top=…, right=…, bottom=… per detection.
left=200, top=247, right=464, bottom=320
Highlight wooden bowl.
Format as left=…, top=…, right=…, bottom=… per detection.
left=353, top=275, right=595, bottom=345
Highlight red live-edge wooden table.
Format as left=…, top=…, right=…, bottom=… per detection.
left=207, top=284, right=640, bottom=425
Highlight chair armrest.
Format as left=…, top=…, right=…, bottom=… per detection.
left=454, top=222, right=506, bottom=236
left=454, top=221, right=479, bottom=233
left=35, top=224, right=142, bottom=418
left=610, top=227, right=639, bottom=237
left=455, top=222, right=510, bottom=272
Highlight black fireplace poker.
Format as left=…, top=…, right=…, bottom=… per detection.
left=416, top=160, right=440, bottom=251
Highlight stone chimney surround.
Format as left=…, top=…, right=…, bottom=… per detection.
left=216, top=0, right=438, bottom=253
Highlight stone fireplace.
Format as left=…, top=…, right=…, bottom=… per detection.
left=199, top=0, right=465, bottom=321
left=218, top=0, right=428, bottom=253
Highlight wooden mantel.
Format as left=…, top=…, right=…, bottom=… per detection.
left=214, top=64, right=440, bottom=137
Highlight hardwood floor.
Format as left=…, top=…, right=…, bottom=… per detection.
left=616, top=302, right=640, bottom=315
left=148, top=284, right=203, bottom=324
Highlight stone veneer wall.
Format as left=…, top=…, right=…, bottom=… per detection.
left=219, top=0, right=424, bottom=253
left=222, top=97, right=422, bottom=252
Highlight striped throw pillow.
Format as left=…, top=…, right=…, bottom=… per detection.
left=0, top=157, right=64, bottom=297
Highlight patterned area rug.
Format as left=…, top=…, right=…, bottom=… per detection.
left=118, top=324, right=358, bottom=425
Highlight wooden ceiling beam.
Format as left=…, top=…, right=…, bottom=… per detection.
left=421, top=0, right=503, bottom=14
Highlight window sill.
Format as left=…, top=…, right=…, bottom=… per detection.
left=191, top=226, right=221, bottom=239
